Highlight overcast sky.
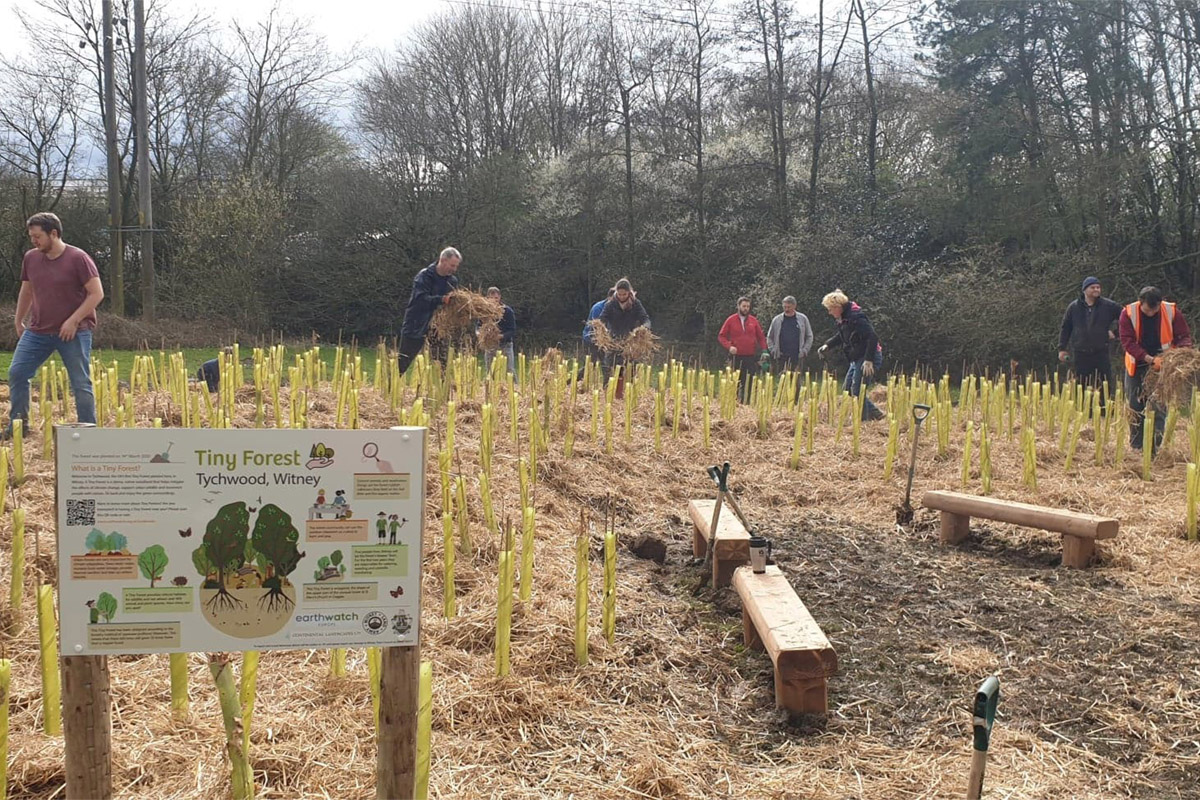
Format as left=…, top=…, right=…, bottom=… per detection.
left=0, top=0, right=441, bottom=59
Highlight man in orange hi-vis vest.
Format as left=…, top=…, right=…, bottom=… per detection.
left=1118, top=286, right=1193, bottom=452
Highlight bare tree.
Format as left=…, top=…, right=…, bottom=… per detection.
left=0, top=57, right=82, bottom=215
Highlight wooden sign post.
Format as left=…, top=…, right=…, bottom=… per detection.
left=56, top=423, right=113, bottom=800
left=376, top=426, right=423, bottom=800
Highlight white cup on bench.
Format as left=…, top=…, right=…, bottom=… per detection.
left=748, top=535, right=772, bottom=573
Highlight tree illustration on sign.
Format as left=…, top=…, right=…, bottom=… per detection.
left=95, top=592, right=117, bottom=623
left=250, top=503, right=301, bottom=612
left=201, top=501, right=250, bottom=612
left=108, top=532, right=128, bottom=553
left=85, top=528, right=110, bottom=554
left=138, top=545, right=169, bottom=587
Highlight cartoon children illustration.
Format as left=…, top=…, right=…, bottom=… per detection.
left=316, top=489, right=326, bottom=506
left=376, top=512, right=388, bottom=543
left=388, top=514, right=401, bottom=545
left=332, top=489, right=347, bottom=507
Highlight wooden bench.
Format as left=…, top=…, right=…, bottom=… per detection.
left=688, top=498, right=751, bottom=588
left=732, top=565, right=838, bottom=715
left=921, top=490, right=1119, bottom=568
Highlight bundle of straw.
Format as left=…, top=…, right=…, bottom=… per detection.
left=1143, top=348, right=1200, bottom=407
left=587, top=319, right=618, bottom=353
left=586, top=320, right=659, bottom=361
left=477, top=320, right=502, bottom=350
left=431, top=290, right=503, bottom=341
left=622, top=325, right=660, bottom=361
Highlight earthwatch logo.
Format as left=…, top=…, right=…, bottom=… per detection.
left=294, top=612, right=358, bottom=628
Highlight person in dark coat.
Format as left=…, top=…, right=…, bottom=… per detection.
left=1058, top=276, right=1121, bottom=399
left=817, top=290, right=885, bottom=421
left=598, top=278, right=650, bottom=391
left=398, top=247, right=461, bottom=375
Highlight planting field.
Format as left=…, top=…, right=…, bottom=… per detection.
left=2, top=346, right=1199, bottom=799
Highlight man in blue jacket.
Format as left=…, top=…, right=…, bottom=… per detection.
left=398, top=247, right=461, bottom=376
left=580, top=287, right=615, bottom=379
left=482, top=286, right=517, bottom=374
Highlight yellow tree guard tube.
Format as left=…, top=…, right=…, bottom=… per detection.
left=209, top=654, right=254, bottom=800
left=1187, top=463, right=1198, bottom=542
left=1143, top=409, right=1155, bottom=481
left=170, top=652, right=189, bottom=718
left=0, top=449, right=8, bottom=516
left=240, top=650, right=259, bottom=755
left=454, top=476, right=471, bottom=555
left=495, top=550, right=513, bottom=677
left=0, top=658, right=8, bottom=798
left=330, top=648, right=346, bottom=678
left=37, top=585, right=61, bottom=736
left=443, top=513, right=456, bottom=618
left=9, top=509, right=25, bottom=618
left=415, top=661, right=433, bottom=800
left=519, top=507, right=535, bottom=603
left=11, top=420, right=22, bottom=485
left=367, top=647, right=381, bottom=728
left=575, top=530, right=588, bottom=667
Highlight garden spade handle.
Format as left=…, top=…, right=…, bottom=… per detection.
left=966, top=676, right=1000, bottom=799
left=903, top=404, right=933, bottom=511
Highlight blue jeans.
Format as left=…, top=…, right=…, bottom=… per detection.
left=843, top=350, right=884, bottom=420
left=484, top=342, right=515, bottom=374
left=8, top=330, right=96, bottom=426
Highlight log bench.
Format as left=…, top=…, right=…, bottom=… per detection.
left=732, top=565, right=838, bottom=715
left=921, top=490, right=1119, bottom=568
left=688, top=498, right=751, bottom=588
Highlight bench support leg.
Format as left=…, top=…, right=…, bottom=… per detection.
left=713, top=555, right=747, bottom=589
left=692, top=524, right=707, bottom=559
left=741, top=606, right=763, bottom=651
left=1061, top=535, right=1095, bottom=568
left=776, top=672, right=827, bottom=716
left=939, top=511, right=970, bottom=545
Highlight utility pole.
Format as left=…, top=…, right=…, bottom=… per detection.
left=102, top=0, right=124, bottom=315
left=134, top=0, right=155, bottom=320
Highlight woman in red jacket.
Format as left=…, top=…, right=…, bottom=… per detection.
left=718, top=296, right=767, bottom=403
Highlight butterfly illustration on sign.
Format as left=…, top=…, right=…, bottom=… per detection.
left=389, top=586, right=403, bottom=598
left=306, top=442, right=335, bottom=470
left=179, top=527, right=192, bottom=538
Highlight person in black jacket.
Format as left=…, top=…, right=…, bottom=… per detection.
left=598, top=278, right=650, bottom=388
left=1058, top=276, right=1121, bottom=399
left=398, top=247, right=461, bottom=375
left=817, top=290, right=885, bottom=421
left=480, top=286, right=517, bottom=374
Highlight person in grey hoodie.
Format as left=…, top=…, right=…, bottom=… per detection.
left=766, top=295, right=813, bottom=376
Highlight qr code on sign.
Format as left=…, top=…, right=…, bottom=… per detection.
left=66, top=499, right=95, bottom=527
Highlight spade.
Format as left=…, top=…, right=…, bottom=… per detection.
left=896, top=404, right=932, bottom=524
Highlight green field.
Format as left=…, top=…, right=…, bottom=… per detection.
left=0, top=346, right=386, bottom=381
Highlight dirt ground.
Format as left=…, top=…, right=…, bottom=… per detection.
left=2, top=367, right=1199, bottom=799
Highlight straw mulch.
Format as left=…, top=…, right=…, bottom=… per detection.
left=430, top=290, right=503, bottom=341
left=1143, top=347, right=1200, bottom=407
left=476, top=320, right=502, bottom=351
left=3, top=364, right=1200, bottom=799
left=587, top=320, right=660, bottom=361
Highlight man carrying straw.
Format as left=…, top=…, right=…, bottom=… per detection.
left=398, top=247, right=461, bottom=376
left=1119, top=286, right=1193, bottom=452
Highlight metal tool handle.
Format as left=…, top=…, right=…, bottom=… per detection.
left=912, top=403, right=932, bottom=425
left=966, top=676, right=1000, bottom=800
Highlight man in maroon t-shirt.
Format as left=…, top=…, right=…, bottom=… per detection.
left=5, top=212, right=104, bottom=436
